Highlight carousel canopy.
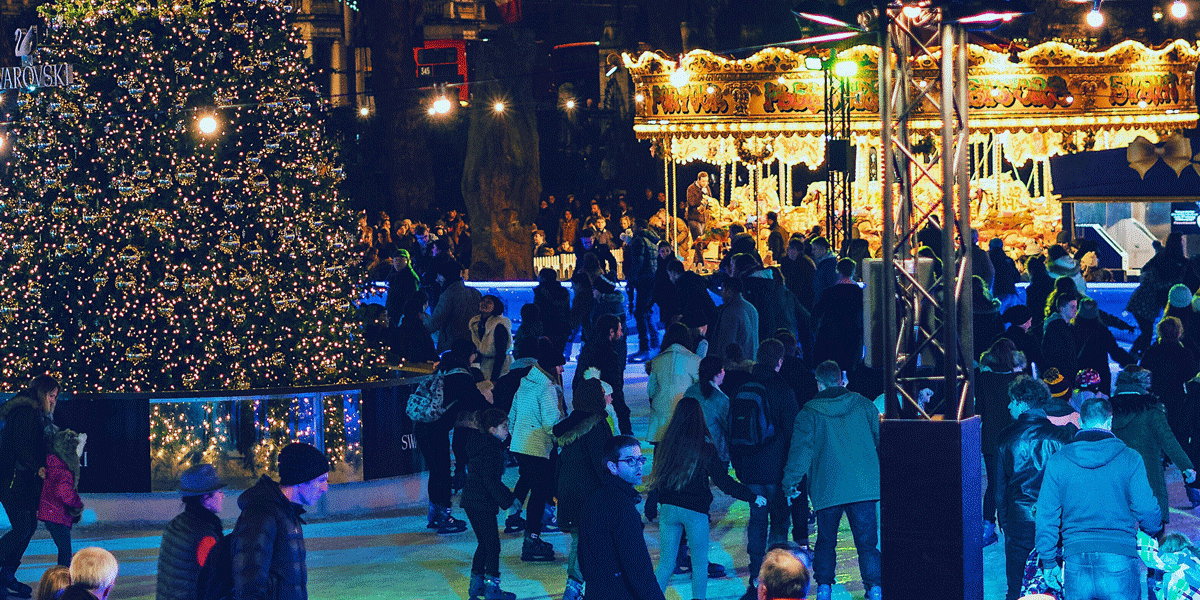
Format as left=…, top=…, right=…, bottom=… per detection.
left=624, top=40, right=1199, bottom=167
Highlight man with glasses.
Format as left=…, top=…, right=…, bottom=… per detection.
left=578, top=436, right=665, bottom=600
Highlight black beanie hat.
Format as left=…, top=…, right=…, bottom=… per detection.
left=278, top=443, right=330, bottom=486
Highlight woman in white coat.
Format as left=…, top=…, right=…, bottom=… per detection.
left=469, top=294, right=513, bottom=382
left=507, top=337, right=567, bottom=562
left=646, top=322, right=701, bottom=444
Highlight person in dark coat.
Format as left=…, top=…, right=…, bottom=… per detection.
left=765, top=211, right=788, bottom=263
left=810, top=237, right=838, bottom=305
left=1141, top=316, right=1198, bottom=448
left=1128, top=233, right=1187, bottom=356
left=574, top=314, right=630, bottom=436
left=998, top=305, right=1040, bottom=375
left=778, top=238, right=816, bottom=312
left=385, top=250, right=420, bottom=328
left=710, top=277, right=759, bottom=367
left=975, top=339, right=1022, bottom=546
left=1040, top=294, right=1080, bottom=383
left=1024, top=256, right=1054, bottom=334
left=972, top=276, right=1004, bottom=361
left=392, top=293, right=437, bottom=364
left=418, top=342, right=487, bottom=534
left=157, top=464, right=226, bottom=600
left=553, top=378, right=614, bottom=600
left=578, top=436, right=666, bottom=600
left=0, top=374, right=58, bottom=598
left=230, top=443, right=329, bottom=600
left=1073, top=297, right=1136, bottom=396
left=994, top=377, right=1076, bottom=600
left=730, top=340, right=800, bottom=588
left=989, top=238, right=1020, bottom=307
left=813, top=259, right=864, bottom=373
left=666, top=260, right=718, bottom=333
left=653, top=243, right=682, bottom=329
left=731, top=254, right=791, bottom=342
left=459, top=409, right=520, bottom=600
left=426, top=260, right=482, bottom=354
left=533, top=268, right=572, bottom=358
left=1109, top=367, right=1197, bottom=525
left=627, top=221, right=661, bottom=357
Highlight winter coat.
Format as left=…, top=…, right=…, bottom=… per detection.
left=1128, top=252, right=1186, bottom=322
left=994, top=410, right=1076, bottom=528
left=656, top=443, right=755, bottom=514
left=1041, top=314, right=1079, bottom=382
left=998, top=324, right=1041, bottom=374
left=384, top=266, right=419, bottom=327
left=779, top=254, right=816, bottom=311
left=1046, top=255, right=1087, bottom=296
left=578, top=473, right=666, bottom=600
left=1035, top=430, right=1161, bottom=564
left=730, top=365, right=799, bottom=485
left=710, top=294, right=759, bottom=367
left=574, top=337, right=626, bottom=400
left=469, top=314, right=512, bottom=382
left=553, top=411, right=612, bottom=531
left=1141, top=341, right=1197, bottom=415
left=230, top=475, right=308, bottom=600
left=976, top=370, right=1019, bottom=455
left=972, top=245, right=996, bottom=292
left=37, top=454, right=81, bottom=527
left=782, top=386, right=879, bottom=511
left=393, top=314, right=437, bottom=363
left=0, top=394, right=52, bottom=510
left=812, top=253, right=838, bottom=303
left=675, top=271, right=717, bottom=330
left=492, top=359, right=535, bottom=415
left=653, top=256, right=681, bottom=320
left=625, top=229, right=659, bottom=283
left=740, top=269, right=790, bottom=341
left=533, top=281, right=571, bottom=345
left=683, top=382, right=730, bottom=463
left=990, top=248, right=1021, bottom=299
left=156, top=504, right=224, bottom=600
left=427, top=279, right=483, bottom=353
left=508, top=365, right=565, bottom=458
left=458, top=428, right=517, bottom=515
left=814, top=281, right=865, bottom=372
left=1075, top=317, right=1136, bottom=395
left=646, top=343, right=701, bottom=443
left=1111, top=393, right=1194, bottom=522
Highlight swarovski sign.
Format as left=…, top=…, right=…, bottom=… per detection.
left=2, top=26, right=75, bottom=91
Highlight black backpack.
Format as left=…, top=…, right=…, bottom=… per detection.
left=728, top=381, right=775, bottom=448
left=197, top=534, right=232, bottom=600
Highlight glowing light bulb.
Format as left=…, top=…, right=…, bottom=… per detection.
left=1171, top=0, right=1188, bottom=19
left=493, top=101, right=505, bottom=112
left=706, top=85, right=715, bottom=94
left=833, top=60, right=857, bottom=78
left=358, top=107, right=369, bottom=116
left=635, top=93, right=644, bottom=103
left=198, top=115, right=218, bottom=134
left=1086, top=8, right=1104, bottom=28
left=902, top=5, right=923, bottom=19
left=564, top=99, right=575, bottom=110
left=669, top=69, right=691, bottom=88
left=432, top=97, right=452, bottom=114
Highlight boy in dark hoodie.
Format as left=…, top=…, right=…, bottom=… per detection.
left=1035, top=396, right=1162, bottom=598
left=459, top=409, right=520, bottom=600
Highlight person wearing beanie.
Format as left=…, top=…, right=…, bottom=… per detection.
left=508, top=337, right=567, bottom=562
left=1040, top=368, right=1081, bottom=429
left=1073, top=297, right=1136, bottom=397
left=230, top=443, right=329, bottom=600
left=426, top=259, right=482, bottom=354
left=998, top=304, right=1041, bottom=373
left=552, top=377, right=614, bottom=600
left=157, top=464, right=226, bottom=600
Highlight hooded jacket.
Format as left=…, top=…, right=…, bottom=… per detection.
left=156, top=503, right=224, bottom=600
left=1035, top=429, right=1161, bottom=564
left=1110, top=393, right=1193, bottom=522
left=994, top=409, right=1076, bottom=527
left=782, top=386, right=879, bottom=511
left=508, top=365, right=565, bottom=458
left=578, top=473, right=666, bottom=600
left=0, top=393, right=53, bottom=509
left=646, top=343, right=701, bottom=443
left=230, top=475, right=308, bottom=600
left=1046, top=255, right=1087, bottom=296
left=37, top=452, right=82, bottom=527
left=553, top=410, right=612, bottom=531
left=458, top=427, right=517, bottom=515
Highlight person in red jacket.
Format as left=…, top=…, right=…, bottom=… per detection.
left=37, top=430, right=85, bottom=567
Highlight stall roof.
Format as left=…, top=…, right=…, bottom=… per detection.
left=1049, top=130, right=1200, bottom=202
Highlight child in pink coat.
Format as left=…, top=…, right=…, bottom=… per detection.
left=37, top=430, right=85, bottom=566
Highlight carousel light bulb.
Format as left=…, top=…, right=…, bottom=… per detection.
left=669, top=69, right=691, bottom=88
left=198, top=115, right=218, bottom=134
left=1086, top=8, right=1104, bottom=27
left=706, top=85, right=715, bottom=94
left=902, top=5, right=923, bottom=19
left=564, top=99, right=575, bottom=110
left=635, top=93, right=644, bottom=103
left=1171, top=0, right=1187, bottom=19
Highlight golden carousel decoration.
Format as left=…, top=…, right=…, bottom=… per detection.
left=624, top=39, right=1200, bottom=258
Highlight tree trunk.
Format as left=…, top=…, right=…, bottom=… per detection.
left=366, top=0, right=434, bottom=219
left=461, top=28, right=539, bottom=281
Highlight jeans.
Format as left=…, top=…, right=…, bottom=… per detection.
left=983, top=453, right=998, bottom=524
left=1002, top=520, right=1036, bottom=600
left=611, top=389, right=632, bottom=436
left=788, top=480, right=810, bottom=546
left=1063, top=552, right=1140, bottom=600
left=0, top=499, right=37, bottom=570
left=414, top=421, right=453, bottom=508
left=746, top=483, right=788, bottom=581
left=567, top=531, right=582, bottom=583
left=515, top=452, right=555, bottom=536
left=464, top=508, right=500, bottom=577
left=813, top=501, right=881, bottom=590
left=633, top=279, right=657, bottom=352
left=655, top=504, right=710, bottom=599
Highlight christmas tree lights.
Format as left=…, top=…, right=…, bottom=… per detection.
left=0, top=0, right=388, bottom=393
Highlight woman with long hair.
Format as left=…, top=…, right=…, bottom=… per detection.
left=648, top=397, right=765, bottom=600
left=684, top=356, right=729, bottom=463
left=470, top=295, right=512, bottom=382
left=0, top=374, right=58, bottom=598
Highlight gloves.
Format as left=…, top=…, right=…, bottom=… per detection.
left=1041, top=565, right=1062, bottom=590
left=753, top=495, right=767, bottom=508
left=511, top=499, right=523, bottom=512
left=1184, top=469, right=1197, bottom=484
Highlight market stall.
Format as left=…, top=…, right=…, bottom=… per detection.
left=622, top=39, right=1199, bottom=262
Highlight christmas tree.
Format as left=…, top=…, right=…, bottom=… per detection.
left=0, top=0, right=379, bottom=393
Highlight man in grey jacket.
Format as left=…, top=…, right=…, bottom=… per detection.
left=782, top=360, right=880, bottom=600
left=1035, top=396, right=1161, bottom=599
left=711, top=276, right=759, bottom=365
left=426, top=260, right=481, bottom=353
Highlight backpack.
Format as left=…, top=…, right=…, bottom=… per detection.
left=197, top=535, right=232, bottom=600
left=728, top=381, right=775, bottom=448
left=406, top=368, right=467, bottom=423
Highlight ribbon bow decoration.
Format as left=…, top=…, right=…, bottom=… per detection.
left=1127, top=134, right=1193, bottom=179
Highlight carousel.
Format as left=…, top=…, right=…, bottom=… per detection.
left=623, top=38, right=1200, bottom=264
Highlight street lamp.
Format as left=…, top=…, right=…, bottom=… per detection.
left=1086, top=5, right=1104, bottom=27
left=198, top=115, right=218, bottom=134
left=1171, top=0, right=1188, bottom=19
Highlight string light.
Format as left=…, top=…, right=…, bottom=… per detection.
left=492, top=101, right=505, bottom=112
left=1086, top=7, right=1104, bottom=28
left=197, top=115, right=218, bottom=134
